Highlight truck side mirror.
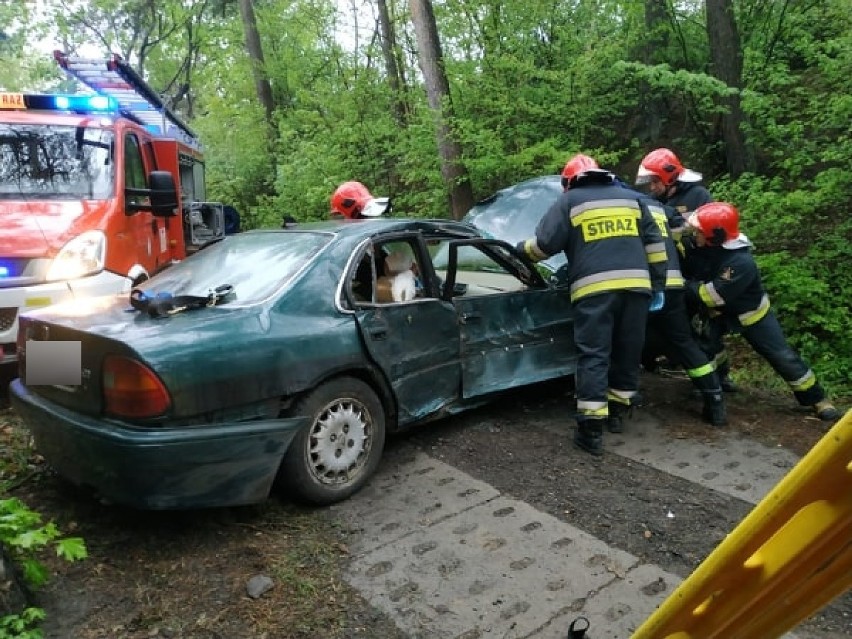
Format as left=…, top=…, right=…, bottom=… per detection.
left=148, top=171, right=179, bottom=217
left=124, top=170, right=179, bottom=217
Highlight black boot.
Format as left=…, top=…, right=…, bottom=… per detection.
left=574, top=419, right=604, bottom=456
left=702, top=391, right=728, bottom=427
left=607, top=402, right=629, bottom=434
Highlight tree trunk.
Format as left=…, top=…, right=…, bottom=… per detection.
left=705, top=0, right=751, bottom=176
left=237, top=0, right=275, bottom=133
left=637, top=0, right=670, bottom=143
left=408, top=0, right=474, bottom=220
left=376, top=0, right=409, bottom=127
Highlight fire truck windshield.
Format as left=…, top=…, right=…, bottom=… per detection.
left=0, top=124, right=114, bottom=200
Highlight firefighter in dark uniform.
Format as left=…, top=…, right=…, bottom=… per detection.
left=519, top=154, right=667, bottom=455
left=633, top=196, right=728, bottom=426
left=636, top=147, right=737, bottom=392
left=686, top=202, right=841, bottom=422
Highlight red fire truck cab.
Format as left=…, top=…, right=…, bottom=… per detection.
left=0, top=51, right=232, bottom=366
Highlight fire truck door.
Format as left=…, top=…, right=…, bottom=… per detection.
left=124, top=134, right=157, bottom=273
left=129, top=135, right=169, bottom=273
left=142, top=141, right=170, bottom=270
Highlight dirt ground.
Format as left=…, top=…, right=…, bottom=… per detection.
left=1, top=368, right=850, bottom=639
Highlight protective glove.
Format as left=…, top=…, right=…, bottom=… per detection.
left=649, top=290, right=665, bottom=312
left=515, top=240, right=527, bottom=256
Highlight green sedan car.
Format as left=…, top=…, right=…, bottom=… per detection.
left=10, top=219, right=577, bottom=509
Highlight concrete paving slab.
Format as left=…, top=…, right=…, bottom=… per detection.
left=539, top=410, right=801, bottom=505
left=328, top=449, right=501, bottom=554
left=531, top=563, right=678, bottom=639
left=609, top=410, right=800, bottom=504
left=335, top=453, right=681, bottom=638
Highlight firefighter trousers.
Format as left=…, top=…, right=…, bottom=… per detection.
left=741, top=310, right=825, bottom=406
left=650, top=289, right=722, bottom=393
left=573, top=290, right=649, bottom=420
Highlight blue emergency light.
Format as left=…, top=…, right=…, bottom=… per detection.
left=0, top=92, right=118, bottom=114
left=0, top=265, right=10, bottom=278
left=52, top=94, right=116, bottom=112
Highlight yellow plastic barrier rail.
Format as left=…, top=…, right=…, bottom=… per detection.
left=632, top=408, right=852, bottom=639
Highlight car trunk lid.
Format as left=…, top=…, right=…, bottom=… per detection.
left=19, top=313, right=138, bottom=416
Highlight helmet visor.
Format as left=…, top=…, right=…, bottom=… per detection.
left=679, top=168, right=703, bottom=183
left=635, top=166, right=656, bottom=186
left=361, top=196, right=391, bottom=217
left=685, top=212, right=701, bottom=231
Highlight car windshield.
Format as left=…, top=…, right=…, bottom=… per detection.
left=138, top=231, right=331, bottom=305
left=0, top=124, right=114, bottom=199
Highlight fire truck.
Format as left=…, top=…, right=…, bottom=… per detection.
left=0, top=51, right=233, bottom=367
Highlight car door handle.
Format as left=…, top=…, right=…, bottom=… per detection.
left=368, top=328, right=388, bottom=340
left=460, top=312, right=482, bottom=324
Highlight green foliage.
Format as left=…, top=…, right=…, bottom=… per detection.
left=0, top=498, right=87, bottom=639
left=0, top=607, right=45, bottom=639
left=1, top=498, right=88, bottom=588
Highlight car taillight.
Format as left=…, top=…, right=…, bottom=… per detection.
left=103, top=355, right=171, bottom=419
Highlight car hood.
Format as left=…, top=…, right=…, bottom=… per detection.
left=0, top=200, right=104, bottom=257
left=464, top=176, right=566, bottom=273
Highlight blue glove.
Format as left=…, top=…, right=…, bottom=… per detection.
left=649, top=290, right=665, bottom=312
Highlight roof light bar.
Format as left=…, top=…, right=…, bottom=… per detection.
left=0, top=92, right=119, bottom=113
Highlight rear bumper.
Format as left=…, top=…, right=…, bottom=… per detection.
left=9, top=379, right=306, bottom=510
left=0, top=270, right=131, bottom=362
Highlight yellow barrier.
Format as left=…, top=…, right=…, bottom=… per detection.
left=631, top=408, right=852, bottom=639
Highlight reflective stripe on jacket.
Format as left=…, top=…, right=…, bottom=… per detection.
left=646, top=201, right=685, bottom=290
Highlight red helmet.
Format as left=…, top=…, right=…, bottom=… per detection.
left=636, top=148, right=685, bottom=186
left=561, top=154, right=601, bottom=189
left=688, top=202, right=740, bottom=245
left=330, top=181, right=373, bottom=219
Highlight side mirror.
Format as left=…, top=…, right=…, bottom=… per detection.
left=148, top=171, right=179, bottom=217
left=125, top=170, right=179, bottom=217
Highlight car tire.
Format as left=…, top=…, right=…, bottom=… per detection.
left=279, top=377, right=386, bottom=505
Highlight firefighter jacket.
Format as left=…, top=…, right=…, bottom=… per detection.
left=626, top=188, right=687, bottom=291
left=521, top=180, right=667, bottom=302
left=686, top=245, right=772, bottom=329
left=662, top=180, right=713, bottom=216
left=655, top=182, right=712, bottom=280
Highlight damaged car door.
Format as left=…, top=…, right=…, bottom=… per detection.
left=348, top=237, right=461, bottom=425
left=439, top=239, right=576, bottom=398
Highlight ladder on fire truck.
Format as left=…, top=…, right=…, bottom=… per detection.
left=53, top=50, right=202, bottom=153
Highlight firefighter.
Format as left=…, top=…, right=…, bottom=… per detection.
left=685, top=202, right=841, bottom=422
left=330, top=181, right=391, bottom=219
left=636, top=147, right=738, bottom=392
left=632, top=196, right=728, bottom=426
left=518, top=154, right=668, bottom=455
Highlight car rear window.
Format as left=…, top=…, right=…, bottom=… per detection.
left=137, top=231, right=331, bottom=304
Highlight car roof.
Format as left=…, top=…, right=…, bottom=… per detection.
left=254, top=218, right=483, bottom=242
